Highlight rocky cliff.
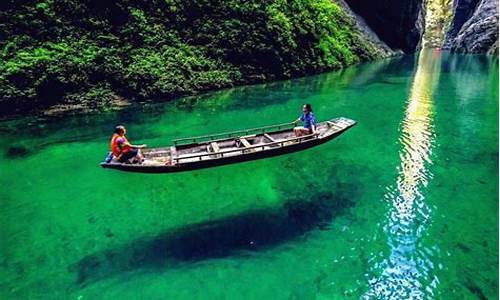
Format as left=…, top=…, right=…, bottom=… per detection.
left=339, top=0, right=498, bottom=54
left=334, top=0, right=398, bottom=57
left=443, top=0, right=481, bottom=48
left=342, top=0, right=425, bottom=53
left=444, top=0, right=498, bottom=53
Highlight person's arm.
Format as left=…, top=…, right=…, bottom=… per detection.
left=118, top=138, right=146, bottom=150
left=123, top=142, right=147, bottom=149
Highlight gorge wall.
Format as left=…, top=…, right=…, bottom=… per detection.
left=341, top=0, right=498, bottom=54
left=342, top=0, right=425, bottom=53
left=443, top=0, right=481, bottom=49
left=445, top=0, right=499, bottom=54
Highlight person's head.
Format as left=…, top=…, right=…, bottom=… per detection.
left=114, top=125, right=126, bottom=136
left=303, top=104, right=312, bottom=113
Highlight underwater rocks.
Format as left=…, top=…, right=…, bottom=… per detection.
left=5, top=145, right=31, bottom=158
left=446, top=0, right=499, bottom=53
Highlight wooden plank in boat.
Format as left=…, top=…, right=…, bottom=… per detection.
left=240, top=138, right=251, bottom=148
left=327, top=121, right=344, bottom=130
left=210, top=142, right=220, bottom=153
left=172, top=122, right=294, bottom=146
left=264, top=133, right=275, bottom=142
left=170, top=146, right=177, bottom=165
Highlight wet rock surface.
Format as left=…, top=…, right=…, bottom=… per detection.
left=342, top=0, right=425, bottom=53
left=443, top=0, right=481, bottom=48
left=335, top=0, right=399, bottom=58
left=446, top=0, right=499, bottom=53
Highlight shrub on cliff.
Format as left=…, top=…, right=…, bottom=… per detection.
left=0, top=0, right=377, bottom=113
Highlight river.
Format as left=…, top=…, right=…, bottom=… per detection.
left=0, top=50, right=498, bottom=299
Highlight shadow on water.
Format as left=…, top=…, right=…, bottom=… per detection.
left=3, top=132, right=163, bottom=159
left=71, top=189, right=356, bottom=286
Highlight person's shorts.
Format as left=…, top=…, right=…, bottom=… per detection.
left=294, top=126, right=312, bottom=134
left=119, top=149, right=138, bottom=163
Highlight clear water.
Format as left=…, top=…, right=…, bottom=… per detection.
left=0, top=50, right=498, bottom=299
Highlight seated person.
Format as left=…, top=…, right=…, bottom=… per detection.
left=294, top=104, right=317, bottom=136
left=110, top=125, right=147, bottom=163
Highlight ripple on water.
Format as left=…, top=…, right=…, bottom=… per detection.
left=364, top=50, right=442, bottom=299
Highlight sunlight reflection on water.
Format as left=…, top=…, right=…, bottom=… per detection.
left=364, top=49, right=442, bottom=299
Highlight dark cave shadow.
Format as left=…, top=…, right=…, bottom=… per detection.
left=71, top=189, right=356, bottom=286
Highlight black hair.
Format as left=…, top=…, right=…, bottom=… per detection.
left=304, top=103, right=313, bottom=112
left=114, top=125, right=125, bottom=134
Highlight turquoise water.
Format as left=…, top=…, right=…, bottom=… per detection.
left=0, top=50, right=498, bottom=299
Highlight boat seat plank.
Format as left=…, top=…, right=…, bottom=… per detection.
left=327, top=121, right=344, bottom=130
left=240, top=138, right=251, bottom=148
left=170, top=146, right=177, bottom=165
left=264, top=133, right=276, bottom=142
left=210, top=142, right=220, bottom=153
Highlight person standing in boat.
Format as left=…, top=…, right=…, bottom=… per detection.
left=294, top=104, right=317, bottom=136
left=110, top=125, right=147, bottom=163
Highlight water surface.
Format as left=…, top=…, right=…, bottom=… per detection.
left=0, top=50, right=498, bottom=299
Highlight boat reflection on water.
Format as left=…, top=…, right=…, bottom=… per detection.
left=364, top=49, right=442, bottom=299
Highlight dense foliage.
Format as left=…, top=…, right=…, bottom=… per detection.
left=0, top=0, right=380, bottom=113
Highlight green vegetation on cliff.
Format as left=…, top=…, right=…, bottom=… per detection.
left=0, top=0, right=381, bottom=113
left=422, top=0, right=454, bottom=48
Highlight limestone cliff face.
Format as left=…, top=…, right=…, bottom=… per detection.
left=445, top=0, right=499, bottom=53
left=334, top=0, right=398, bottom=57
left=443, top=0, right=481, bottom=48
left=339, top=0, right=498, bottom=55
left=342, top=0, right=425, bottom=53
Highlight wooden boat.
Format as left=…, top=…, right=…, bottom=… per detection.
left=100, top=117, right=356, bottom=173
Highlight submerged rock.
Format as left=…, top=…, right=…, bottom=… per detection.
left=5, top=146, right=31, bottom=158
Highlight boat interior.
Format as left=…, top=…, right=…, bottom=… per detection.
left=138, top=119, right=352, bottom=166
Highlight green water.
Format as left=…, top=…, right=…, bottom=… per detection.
left=0, top=50, right=498, bottom=299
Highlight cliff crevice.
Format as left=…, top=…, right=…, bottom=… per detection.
left=342, top=0, right=425, bottom=53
